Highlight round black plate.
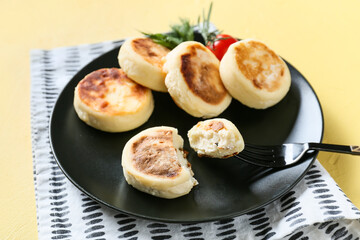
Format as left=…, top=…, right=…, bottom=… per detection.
left=50, top=46, right=324, bottom=223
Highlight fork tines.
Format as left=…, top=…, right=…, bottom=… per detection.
left=235, top=144, right=277, bottom=165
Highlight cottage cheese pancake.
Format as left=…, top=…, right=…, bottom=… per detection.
left=188, top=118, right=244, bottom=158
left=163, top=41, right=232, bottom=118
left=73, top=68, right=154, bottom=132
left=118, top=37, right=170, bottom=92
left=122, top=126, right=198, bottom=199
left=220, top=39, right=291, bottom=109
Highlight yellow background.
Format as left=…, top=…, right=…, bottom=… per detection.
left=1, top=0, right=359, bottom=239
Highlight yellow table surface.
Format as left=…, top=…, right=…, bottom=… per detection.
left=1, top=0, right=359, bottom=239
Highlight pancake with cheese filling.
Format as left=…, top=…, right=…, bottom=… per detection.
left=163, top=41, right=232, bottom=118
left=122, top=126, right=198, bottom=199
left=118, top=37, right=170, bottom=92
left=188, top=118, right=244, bottom=158
left=73, top=68, right=154, bottom=132
left=220, top=39, right=291, bottom=109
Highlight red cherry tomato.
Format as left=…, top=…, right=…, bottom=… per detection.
left=207, top=34, right=237, bottom=60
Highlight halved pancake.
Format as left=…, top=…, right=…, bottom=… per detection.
left=220, top=39, right=291, bottom=109
left=188, top=118, right=244, bottom=158
left=163, top=41, right=232, bottom=118
left=118, top=37, right=170, bottom=92
left=73, top=68, right=154, bottom=132
left=122, top=126, right=198, bottom=199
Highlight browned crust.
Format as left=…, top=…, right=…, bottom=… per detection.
left=205, top=121, right=226, bottom=132
left=77, top=68, right=148, bottom=114
left=180, top=44, right=228, bottom=105
left=234, top=41, right=285, bottom=92
left=131, top=130, right=182, bottom=178
left=131, top=38, right=169, bottom=68
left=198, top=151, right=239, bottom=159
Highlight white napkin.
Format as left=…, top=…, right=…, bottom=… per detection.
left=30, top=39, right=360, bottom=240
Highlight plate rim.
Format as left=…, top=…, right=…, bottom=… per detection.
left=49, top=45, right=324, bottom=223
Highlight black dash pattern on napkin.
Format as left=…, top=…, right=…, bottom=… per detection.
left=247, top=207, right=276, bottom=239
left=181, top=223, right=204, bottom=240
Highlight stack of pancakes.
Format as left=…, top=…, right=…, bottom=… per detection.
left=74, top=37, right=291, bottom=133
left=73, top=36, right=291, bottom=199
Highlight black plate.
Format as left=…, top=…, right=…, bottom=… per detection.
left=50, top=46, right=324, bottom=223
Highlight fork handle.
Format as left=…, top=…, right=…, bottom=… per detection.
left=308, top=143, right=360, bottom=155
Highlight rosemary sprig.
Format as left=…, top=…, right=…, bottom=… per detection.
left=197, top=2, right=218, bottom=46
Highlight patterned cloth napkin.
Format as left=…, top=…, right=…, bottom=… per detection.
left=30, top=39, right=360, bottom=240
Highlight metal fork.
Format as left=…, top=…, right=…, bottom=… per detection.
left=235, top=143, right=360, bottom=168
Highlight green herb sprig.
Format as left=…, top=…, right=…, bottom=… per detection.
left=197, top=2, right=218, bottom=46
left=141, top=2, right=218, bottom=50
left=142, top=19, right=194, bottom=50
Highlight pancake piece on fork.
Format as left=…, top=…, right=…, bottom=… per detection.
left=188, top=118, right=244, bottom=158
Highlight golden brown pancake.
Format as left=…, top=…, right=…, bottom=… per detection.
left=73, top=68, right=154, bottom=132
left=131, top=38, right=169, bottom=69
left=78, top=68, right=148, bottom=114
left=234, top=40, right=285, bottom=92
left=180, top=44, right=229, bottom=105
left=220, top=39, right=291, bottom=109
left=118, top=37, right=170, bottom=92
left=163, top=41, right=232, bottom=118
left=122, top=126, right=198, bottom=199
